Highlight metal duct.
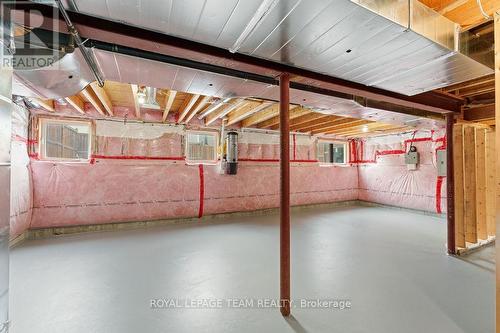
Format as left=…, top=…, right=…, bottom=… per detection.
left=60, top=0, right=492, bottom=95
left=93, top=48, right=443, bottom=129
left=13, top=49, right=94, bottom=99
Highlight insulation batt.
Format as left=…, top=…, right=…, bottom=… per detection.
left=10, top=104, right=32, bottom=238
left=29, top=120, right=358, bottom=228
left=17, top=118, right=446, bottom=232
left=356, top=130, right=447, bottom=213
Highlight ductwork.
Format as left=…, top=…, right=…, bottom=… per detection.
left=11, top=0, right=488, bottom=129
left=56, top=0, right=492, bottom=96
left=13, top=49, right=94, bottom=99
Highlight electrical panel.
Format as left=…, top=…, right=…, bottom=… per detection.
left=437, top=150, right=447, bottom=177
left=405, top=146, right=419, bottom=171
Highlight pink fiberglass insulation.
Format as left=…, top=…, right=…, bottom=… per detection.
left=26, top=116, right=446, bottom=231
left=356, top=130, right=447, bottom=213
left=10, top=104, right=32, bottom=239
left=30, top=161, right=358, bottom=228
left=29, top=120, right=358, bottom=228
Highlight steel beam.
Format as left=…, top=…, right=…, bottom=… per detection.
left=279, top=73, right=291, bottom=317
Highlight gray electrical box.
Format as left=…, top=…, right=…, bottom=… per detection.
left=437, top=150, right=447, bottom=176
left=405, top=151, right=419, bottom=165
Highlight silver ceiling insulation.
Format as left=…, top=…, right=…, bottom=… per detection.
left=61, top=0, right=492, bottom=96
left=13, top=49, right=95, bottom=98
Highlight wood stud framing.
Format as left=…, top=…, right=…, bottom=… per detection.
left=453, top=124, right=466, bottom=248
left=453, top=123, right=496, bottom=250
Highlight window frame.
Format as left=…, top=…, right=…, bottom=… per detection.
left=38, top=117, right=92, bottom=162
left=184, top=130, right=219, bottom=165
left=316, top=139, right=348, bottom=166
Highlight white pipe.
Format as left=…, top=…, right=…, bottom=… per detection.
left=476, top=0, right=492, bottom=20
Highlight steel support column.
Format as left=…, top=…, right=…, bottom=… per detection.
left=446, top=112, right=455, bottom=255
left=279, top=73, right=291, bottom=317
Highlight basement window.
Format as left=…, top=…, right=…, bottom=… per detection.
left=317, top=141, right=347, bottom=165
left=185, top=131, right=217, bottom=164
left=39, top=118, right=91, bottom=161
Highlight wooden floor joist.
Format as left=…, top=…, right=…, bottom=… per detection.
left=65, top=96, right=85, bottom=114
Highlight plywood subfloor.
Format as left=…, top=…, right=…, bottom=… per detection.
left=9, top=206, right=494, bottom=333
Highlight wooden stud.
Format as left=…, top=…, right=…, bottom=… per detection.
left=463, top=126, right=477, bottom=244
left=130, top=84, right=141, bottom=119
left=453, top=124, right=466, bottom=248
left=178, top=94, right=200, bottom=123
left=65, top=95, right=85, bottom=114
left=475, top=128, right=487, bottom=240
left=485, top=130, right=496, bottom=237
left=162, top=90, right=177, bottom=122
left=90, top=82, right=114, bottom=116
left=81, top=86, right=106, bottom=116
left=495, top=12, right=500, bottom=331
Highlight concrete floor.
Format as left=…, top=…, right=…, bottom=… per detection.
left=9, top=205, right=495, bottom=333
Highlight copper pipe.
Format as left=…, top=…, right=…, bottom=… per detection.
left=446, top=112, right=456, bottom=254
left=280, top=73, right=291, bottom=316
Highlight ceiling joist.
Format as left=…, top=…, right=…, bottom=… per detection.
left=34, top=98, right=55, bottom=112
left=227, top=101, right=274, bottom=126
left=90, top=82, right=114, bottom=116
left=185, top=95, right=211, bottom=123
left=178, top=94, right=200, bottom=123
left=81, top=86, right=107, bottom=116
left=65, top=95, right=85, bottom=114
left=257, top=107, right=310, bottom=129
left=162, top=90, right=177, bottom=122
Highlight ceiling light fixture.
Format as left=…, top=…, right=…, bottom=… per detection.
left=362, top=125, right=369, bottom=132
left=229, top=0, right=280, bottom=53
